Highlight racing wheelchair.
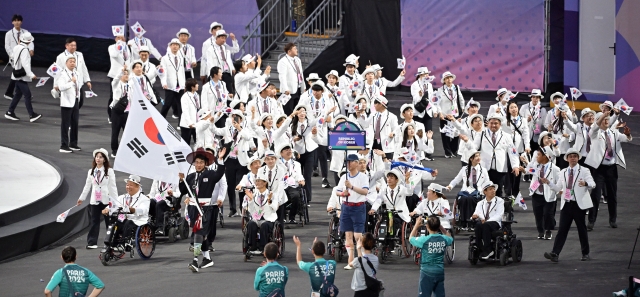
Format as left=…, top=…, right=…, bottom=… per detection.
left=327, top=210, right=347, bottom=262
left=241, top=208, right=285, bottom=261
left=99, top=207, right=156, bottom=266
left=373, top=207, right=405, bottom=263
left=467, top=197, right=522, bottom=266
left=153, top=196, right=190, bottom=242
left=409, top=214, right=456, bottom=265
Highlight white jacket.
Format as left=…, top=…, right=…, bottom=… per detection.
left=557, top=165, right=595, bottom=210
left=414, top=197, right=452, bottom=229
left=448, top=164, right=490, bottom=193
left=130, top=74, right=157, bottom=104
left=451, top=117, right=483, bottom=161
left=204, top=42, right=235, bottom=75
left=437, top=84, right=465, bottom=118
left=128, top=37, right=162, bottom=60
left=474, top=129, right=520, bottom=173
left=376, top=75, right=404, bottom=95
left=502, top=116, right=531, bottom=153
left=55, top=51, right=90, bottom=86
left=148, top=180, right=180, bottom=202
left=167, top=43, right=197, bottom=78
left=110, top=79, right=129, bottom=108
left=5, top=28, right=34, bottom=59
left=179, top=91, right=203, bottom=128
left=585, top=125, right=632, bottom=169
left=372, top=185, right=412, bottom=223
left=212, top=125, right=255, bottom=166
left=247, top=95, right=284, bottom=124
left=107, top=44, right=131, bottom=79
left=527, top=162, right=562, bottom=202
left=200, top=37, right=239, bottom=77
left=277, top=55, right=305, bottom=94
left=55, top=68, right=81, bottom=107
left=160, top=52, right=186, bottom=91
left=10, top=44, right=34, bottom=81
left=139, top=60, right=158, bottom=85
left=202, top=80, right=230, bottom=112
left=367, top=110, right=399, bottom=153
left=565, top=120, right=591, bottom=157
left=473, top=197, right=504, bottom=227
left=246, top=189, right=279, bottom=222
left=291, top=118, right=320, bottom=154
left=108, top=191, right=151, bottom=226
left=279, top=158, right=305, bottom=188
left=194, top=119, right=215, bottom=150
left=78, top=167, right=118, bottom=205
left=410, top=80, right=434, bottom=118
left=234, top=69, right=263, bottom=102
left=519, top=102, right=547, bottom=141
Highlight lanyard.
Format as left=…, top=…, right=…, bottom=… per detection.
left=167, top=53, right=180, bottom=72
left=93, top=169, right=106, bottom=184
left=254, top=190, right=269, bottom=207
left=188, top=91, right=201, bottom=111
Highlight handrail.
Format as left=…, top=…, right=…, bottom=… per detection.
left=291, top=0, right=343, bottom=66
left=239, top=0, right=290, bottom=58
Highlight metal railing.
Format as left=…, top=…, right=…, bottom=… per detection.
left=239, top=0, right=290, bottom=59
left=291, top=0, right=343, bottom=66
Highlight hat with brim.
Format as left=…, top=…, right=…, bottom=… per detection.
left=465, top=99, right=481, bottom=111
left=486, top=114, right=503, bottom=123
left=541, top=146, right=556, bottom=159
left=346, top=154, right=359, bottom=162
left=557, top=104, right=570, bottom=113
left=394, top=148, right=410, bottom=161
left=373, top=95, right=388, bottom=107
left=209, top=22, right=223, bottom=32
left=276, top=142, right=292, bottom=155
left=257, top=80, right=269, bottom=93
left=325, top=70, right=339, bottom=81
left=401, top=122, right=416, bottom=136
left=440, top=71, right=456, bottom=83
left=550, top=92, right=564, bottom=101
left=246, top=155, right=264, bottom=171
left=564, top=148, right=581, bottom=162
left=216, top=30, right=228, bottom=38
left=187, top=147, right=215, bottom=165
left=599, top=100, right=614, bottom=111
left=19, top=32, right=34, bottom=43
left=343, top=60, right=357, bottom=67
left=168, top=38, right=181, bottom=46
left=262, top=150, right=277, bottom=162
left=311, top=80, right=329, bottom=94
left=306, top=73, right=320, bottom=82
left=139, top=45, right=150, bottom=53
left=333, top=114, right=348, bottom=125
left=361, top=67, right=376, bottom=77
left=176, top=28, right=191, bottom=38
left=385, top=169, right=404, bottom=180
left=482, top=183, right=498, bottom=191
left=354, top=94, right=370, bottom=109
left=255, top=171, right=269, bottom=183
left=415, top=67, right=430, bottom=77
left=343, top=55, right=359, bottom=66
left=372, top=64, right=383, bottom=72
left=229, top=98, right=242, bottom=109
left=294, top=103, right=309, bottom=113
left=529, top=89, right=544, bottom=98
left=65, top=55, right=76, bottom=62
left=496, top=88, right=509, bottom=101
left=93, top=148, right=110, bottom=161
left=581, top=108, right=595, bottom=120
left=231, top=109, right=245, bottom=122
left=198, top=109, right=212, bottom=121
left=468, top=113, right=484, bottom=124
left=259, top=113, right=272, bottom=125
left=427, top=183, right=444, bottom=194
left=123, top=174, right=141, bottom=185
left=538, top=131, right=551, bottom=147
left=241, top=54, right=255, bottom=64
left=400, top=103, right=414, bottom=114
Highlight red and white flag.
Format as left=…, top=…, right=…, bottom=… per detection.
left=569, top=87, right=582, bottom=100
left=56, top=205, right=77, bottom=223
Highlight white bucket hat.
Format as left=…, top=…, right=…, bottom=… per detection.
left=550, top=92, right=565, bottom=101
left=124, top=174, right=141, bottom=185
left=529, top=89, right=544, bottom=98
left=415, top=67, right=430, bottom=77
left=325, top=70, right=340, bottom=80
left=176, top=28, right=191, bottom=38
left=400, top=103, right=414, bottom=114
left=440, top=71, right=456, bottom=83
left=19, top=32, right=34, bottom=43
left=496, top=88, right=509, bottom=101
left=361, top=67, right=376, bottom=77
left=486, top=114, right=503, bottom=123
left=209, top=22, right=223, bottom=31
left=93, top=148, right=110, bottom=161
left=564, top=148, right=581, bottom=162
left=465, top=99, right=481, bottom=111
left=306, top=73, right=321, bottom=82
left=580, top=107, right=596, bottom=120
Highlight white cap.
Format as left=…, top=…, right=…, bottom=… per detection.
left=241, top=54, right=255, bottom=64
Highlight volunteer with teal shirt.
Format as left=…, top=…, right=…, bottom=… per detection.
left=293, top=235, right=337, bottom=296
left=409, top=216, right=453, bottom=297
left=254, top=242, right=288, bottom=297
left=44, top=246, right=105, bottom=297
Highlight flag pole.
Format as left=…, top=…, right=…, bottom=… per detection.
left=176, top=159, right=204, bottom=216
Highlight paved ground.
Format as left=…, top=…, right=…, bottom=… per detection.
left=0, top=68, right=639, bottom=297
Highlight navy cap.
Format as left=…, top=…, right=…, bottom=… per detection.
left=346, top=154, right=359, bottom=161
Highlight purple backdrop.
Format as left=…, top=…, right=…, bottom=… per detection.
left=401, top=0, right=545, bottom=92
left=129, top=0, right=259, bottom=59
left=0, top=1, right=125, bottom=38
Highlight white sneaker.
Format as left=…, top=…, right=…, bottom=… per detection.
left=172, top=115, right=179, bottom=119
left=86, top=245, right=98, bottom=249
left=344, top=265, right=354, bottom=270
left=4, top=95, right=12, bottom=100
left=612, top=290, right=627, bottom=297
left=108, top=117, right=112, bottom=124
left=481, top=251, right=494, bottom=260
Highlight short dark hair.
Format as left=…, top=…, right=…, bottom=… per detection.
left=264, top=242, right=279, bottom=260
left=361, top=232, right=375, bottom=250
left=185, top=78, right=198, bottom=92
left=233, top=60, right=244, bottom=72
left=194, top=154, right=210, bottom=165
left=311, top=84, right=323, bottom=92
left=211, top=25, right=222, bottom=31
left=65, top=37, right=76, bottom=45
left=209, top=66, right=221, bottom=78
left=312, top=240, right=326, bottom=256
left=61, top=246, right=77, bottom=263
left=12, top=14, right=23, bottom=22
left=427, top=215, right=441, bottom=232
left=284, top=42, right=296, bottom=53
left=268, top=83, right=276, bottom=88
left=132, top=62, right=143, bottom=70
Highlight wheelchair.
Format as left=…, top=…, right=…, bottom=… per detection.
left=284, top=187, right=310, bottom=226
left=241, top=208, right=285, bottom=261
left=99, top=207, right=156, bottom=266
left=373, top=208, right=405, bottom=263
left=452, top=191, right=484, bottom=234
left=327, top=210, right=347, bottom=262
left=467, top=199, right=522, bottom=266
left=409, top=214, right=456, bottom=265
left=154, top=197, right=190, bottom=243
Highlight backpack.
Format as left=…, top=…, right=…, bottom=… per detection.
left=358, top=257, right=384, bottom=293
left=414, top=91, right=429, bottom=114
left=314, top=261, right=339, bottom=297
left=62, top=267, right=86, bottom=297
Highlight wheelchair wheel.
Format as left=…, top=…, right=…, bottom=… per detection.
left=100, top=250, right=112, bottom=266
left=499, top=248, right=509, bottom=266
left=445, top=232, right=455, bottom=264
left=413, top=248, right=421, bottom=265
left=168, top=227, right=178, bottom=243
left=179, top=217, right=189, bottom=240
left=301, top=189, right=310, bottom=224
left=272, top=221, right=285, bottom=258
left=468, top=242, right=479, bottom=265
left=401, top=221, right=413, bottom=258
left=219, top=208, right=225, bottom=228
left=242, top=225, right=248, bottom=255
left=135, top=225, right=156, bottom=259
left=511, top=239, right=523, bottom=263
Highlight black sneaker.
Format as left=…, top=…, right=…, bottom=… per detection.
left=60, top=146, right=73, bottom=153
left=4, top=111, right=19, bottom=121
left=425, top=157, right=435, bottom=161
left=581, top=254, right=590, bottom=261
left=321, top=178, right=331, bottom=188
left=29, top=113, right=42, bottom=122
left=188, top=260, right=199, bottom=272
left=4, top=94, right=13, bottom=100
left=587, top=222, right=594, bottom=231
left=228, top=209, right=237, bottom=218
left=537, top=233, right=544, bottom=239
left=288, top=220, right=297, bottom=224
left=609, top=221, right=618, bottom=228
left=200, top=258, right=214, bottom=268
left=111, top=151, right=117, bottom=158
left=544, top=230, right=552, bottom=240
left=69, top=145, right=81, bottom=151
left=313, top=169, right=319, bottom=177
left=208, top=245, right=215, bottom=252
left=544, top=252, right=559, bottom=263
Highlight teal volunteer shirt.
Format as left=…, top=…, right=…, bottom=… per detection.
left=254, top=261, right=289, bottom=297
left=45, top=264, right=104, bottom=297
left=298, top=258, right=337, bottom=292
left=410, top=234, right=453, bottom=276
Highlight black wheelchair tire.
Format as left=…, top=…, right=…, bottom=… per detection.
left=168, top=227, right=178, bottom=243
left=179, top=217, right=189, bottom=240
left=499, top=248, right=509, bottom=266
left=100, top=250, right=112, bottom=266
left=511, top=239, right=523, bottom=263
left=401, top=221, right=413, bottom=258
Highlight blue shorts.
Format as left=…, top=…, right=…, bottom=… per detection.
left=339, top=203, right=366, bottom=233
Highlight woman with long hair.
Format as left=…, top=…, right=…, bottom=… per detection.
left=396, top=122, right=434, bottom=156
left=445, top=151, right=490, bottom=231
left=179, top=78, right=201, bottom=145
left=77, top=148, right=117, bottom=249
left=546, top=105, right=573, bottom=169
left=450, top=113, right=484, bottom=166
left=502, top=101, right=531, bottom=198
left=290, top=105, right=319, bottom=203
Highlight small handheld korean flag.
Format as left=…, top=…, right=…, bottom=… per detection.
left=130, top=21, right=146, bottom=37
left=112, top=25, right=125, bottom=37
left=277, top=93, right=291, bottom=105
left=36, top=77, right=50, bottom=87
left=46, top=63, right=62, bottom=78
left=397, top=56, right=406, bottom=69
left=85, top=90, right=98, bottom=98
left=56, top=205, right=77, bottom=223
left=316, top=116, right=325, bottom=128
left=515, top=192, right=527, bottom=210
left=115, top=41, right=126, bottom=53
left=569, top=87, right=583, bottom=100
left=157, top=66, right=166, bottom=79
left=614, top=98, right=634, bottom=115
left=442, top=207, right=454, bottom=220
